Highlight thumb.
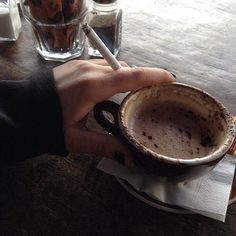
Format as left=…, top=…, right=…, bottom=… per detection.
left=65, top=127, right=133, bottom=166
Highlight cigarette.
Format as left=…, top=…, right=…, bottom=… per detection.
left=82, top=23, right=122, bottom=70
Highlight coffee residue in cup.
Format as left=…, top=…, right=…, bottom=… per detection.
left=200, top=133, right=216, bottom=148
left=129, top=101, right=219, bottom=160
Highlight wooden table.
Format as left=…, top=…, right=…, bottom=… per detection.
left=0, top=0, right=236, bottom=235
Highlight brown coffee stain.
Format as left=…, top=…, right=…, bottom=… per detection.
left=129, top=100, right=221, bottom=159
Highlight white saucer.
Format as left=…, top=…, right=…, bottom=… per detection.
left=116, top=177, right=236, bottom=214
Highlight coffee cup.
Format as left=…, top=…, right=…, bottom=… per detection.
left=94, top=83, right=236, bottom=181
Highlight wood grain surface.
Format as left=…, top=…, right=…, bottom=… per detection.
left=0, top=0, right=236, bottom=235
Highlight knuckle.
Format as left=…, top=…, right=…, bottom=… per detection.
left=77, top=62, right=91, bottom=72
left=132, top=67, right=146, bottom=79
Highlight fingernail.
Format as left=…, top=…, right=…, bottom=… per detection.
left=114, top=151, right=125, bottom=165
left=170, top=72, right=176, bottom=79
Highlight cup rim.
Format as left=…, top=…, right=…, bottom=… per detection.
left=118, top=82, right=236, bottom=166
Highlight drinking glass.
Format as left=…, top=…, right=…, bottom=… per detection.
left=20, top=0, right=89, bottom=62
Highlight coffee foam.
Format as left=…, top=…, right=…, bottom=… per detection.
left=122, top=85, right=228, bottom=160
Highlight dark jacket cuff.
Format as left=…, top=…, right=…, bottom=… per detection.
left=28, top=69, right=68, bottom=157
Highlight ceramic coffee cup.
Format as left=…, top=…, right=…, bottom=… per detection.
left=94, top=83, right=236, bottom=181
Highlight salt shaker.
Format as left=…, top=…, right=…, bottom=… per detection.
left=88, top=0, right=122, bottom=58
left=0, top=0, right=21, bottom=41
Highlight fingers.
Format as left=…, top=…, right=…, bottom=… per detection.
left=65, top=127, right=133, bottom=166
left=54, top=59, right=129, bottom=83
left=101, top=67, right=176, bottom=98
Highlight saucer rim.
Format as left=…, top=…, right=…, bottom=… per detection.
left=116, top=177, right=236, bottom=214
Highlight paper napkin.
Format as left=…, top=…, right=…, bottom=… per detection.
left=97, top=156, right=236, bottom=222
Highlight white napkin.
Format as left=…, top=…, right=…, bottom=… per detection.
left=97, top=156, right=236, bottom=222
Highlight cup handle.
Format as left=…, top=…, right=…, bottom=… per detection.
left=227, top=116, right=236, bottom=155
left=93, top=101, right=120, bottom=135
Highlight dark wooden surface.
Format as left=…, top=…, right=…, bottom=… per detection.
left=0, top=0, right=236, bottom=235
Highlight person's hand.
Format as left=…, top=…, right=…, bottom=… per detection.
left=53, top=59, right=175, bottom=165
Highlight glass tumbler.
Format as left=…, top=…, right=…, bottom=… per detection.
left=20, top=0, right=89, bottom=62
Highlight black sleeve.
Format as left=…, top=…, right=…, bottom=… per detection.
left=0, top=69, right=68, bottom=166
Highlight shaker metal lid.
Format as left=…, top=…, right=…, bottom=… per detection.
left=93, top=0, right=117, bottom=4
